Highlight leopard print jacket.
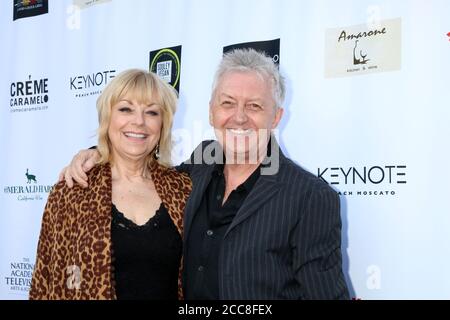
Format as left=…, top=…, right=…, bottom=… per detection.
left=29, top=161, right=192, bottom=300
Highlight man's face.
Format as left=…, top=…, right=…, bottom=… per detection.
left=209, top=71, right=283, bottom=164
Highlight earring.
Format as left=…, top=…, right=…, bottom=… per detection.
left=154, top=144, right=160, bottom=159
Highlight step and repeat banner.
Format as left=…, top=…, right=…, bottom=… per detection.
left=1, top=0, right=449, bottom=299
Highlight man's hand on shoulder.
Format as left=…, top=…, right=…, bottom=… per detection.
left=58, top=149, right=100, bottom=188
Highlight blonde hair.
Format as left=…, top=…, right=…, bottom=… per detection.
left=96, top=69, right=177, bottom=168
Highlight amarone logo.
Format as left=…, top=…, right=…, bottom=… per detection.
left=325, top=18, right=401, bottom=78
left=3, top=169, right=53, bottom=201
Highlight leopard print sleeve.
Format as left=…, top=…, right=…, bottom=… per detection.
left=29, top=181, right=65, bottom=300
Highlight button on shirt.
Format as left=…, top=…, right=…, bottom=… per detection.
left=185, top=163, right=261, bottom=300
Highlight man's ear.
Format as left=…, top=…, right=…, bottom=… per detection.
left=209, top=101, right=213, bottom=126
left=271, top=107, right=284, bottom=129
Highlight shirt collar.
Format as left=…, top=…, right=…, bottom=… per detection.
left=211, top=137, right=274, bottom=192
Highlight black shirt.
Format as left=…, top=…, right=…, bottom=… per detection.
left=185, top=163, right=261, bottom=299
left=111, top=203, right=182, bottom=300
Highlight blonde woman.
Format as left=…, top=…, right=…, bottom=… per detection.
left=29, top=69, right=191, bottom=300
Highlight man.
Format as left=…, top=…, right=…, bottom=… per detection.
left=61, top=49, right=349, bottom=299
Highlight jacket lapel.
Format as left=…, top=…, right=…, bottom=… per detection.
left=183, top=164, right=215, bottom=238
left=185, top=138, right=286, bottom=239
left=224, top=173, right=283, bottom=238
left=224, top=140, right=287, bottom=238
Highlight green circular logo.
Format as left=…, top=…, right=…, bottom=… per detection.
left=150, top=48, right=181, bottom=89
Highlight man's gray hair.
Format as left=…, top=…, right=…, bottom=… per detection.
left=211, top=48, right=285, bottom=108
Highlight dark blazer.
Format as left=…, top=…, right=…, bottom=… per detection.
left=178, top=140, right=349, bottom=300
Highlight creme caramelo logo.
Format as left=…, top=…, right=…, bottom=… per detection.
left=10, top=75, right=49, bottom=113
left=3, top=169, right=53, bottom=201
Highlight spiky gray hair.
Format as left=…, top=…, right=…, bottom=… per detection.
left=211, top=48, right=285, bottom=108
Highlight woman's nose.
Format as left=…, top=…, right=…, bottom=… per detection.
left=133, top=111, right=145, bottom=125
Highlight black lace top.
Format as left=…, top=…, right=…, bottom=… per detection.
left=111, top=203, right=182, bottom=300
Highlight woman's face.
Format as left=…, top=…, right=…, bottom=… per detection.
left=108, top=95, right=162, bottom=163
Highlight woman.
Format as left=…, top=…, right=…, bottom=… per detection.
left=29, top=69, right=191, bottom=300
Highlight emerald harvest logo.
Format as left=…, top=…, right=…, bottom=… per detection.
left=3, top=169, right=53, bottom=201
left=25, top=168, right=37, bottom=183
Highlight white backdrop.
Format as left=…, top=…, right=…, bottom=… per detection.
left=1, top=0, right=449, bottom=300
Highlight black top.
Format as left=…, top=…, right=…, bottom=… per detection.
left=111, top=203, right=182, bottom=300
left=185, top=163, right=261, bottom=299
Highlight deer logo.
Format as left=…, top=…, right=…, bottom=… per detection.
left=25, top=169, right=37, bottom=184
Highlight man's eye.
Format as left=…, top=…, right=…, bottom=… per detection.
left=247, top=103, right=262, bottom=110
left=221, top=101, right=234, bottom=107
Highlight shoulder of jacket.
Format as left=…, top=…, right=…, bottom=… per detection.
left=279, top=157, right=336, bottom=195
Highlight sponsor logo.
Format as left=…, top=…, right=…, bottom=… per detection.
left=352, top=39, right=370, bottom=65
left=13, top=0, right=48, bottom=21
left=10, top=75, right=49, bottom=113
left=224, top=38, right=280, bottom=66
left=5, top=258, right=34, bottom=293
left=325, top=18, right=401, bottom=77
left=72, top=0, right=111, bottom=9
left=150, top=45, right=182, bottom=92
left=69, top=70, right=116, bottom=98
left=3, top=169, right=53, bottom=201
left=317, top=165, right=407, bottom=197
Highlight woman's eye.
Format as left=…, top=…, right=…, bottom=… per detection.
left=146, top=110, right=159, bottom=116
left=118, top=107, right=132, bottom=112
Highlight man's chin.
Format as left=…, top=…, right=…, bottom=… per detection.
left=223, top=147, right=262, bottom=165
